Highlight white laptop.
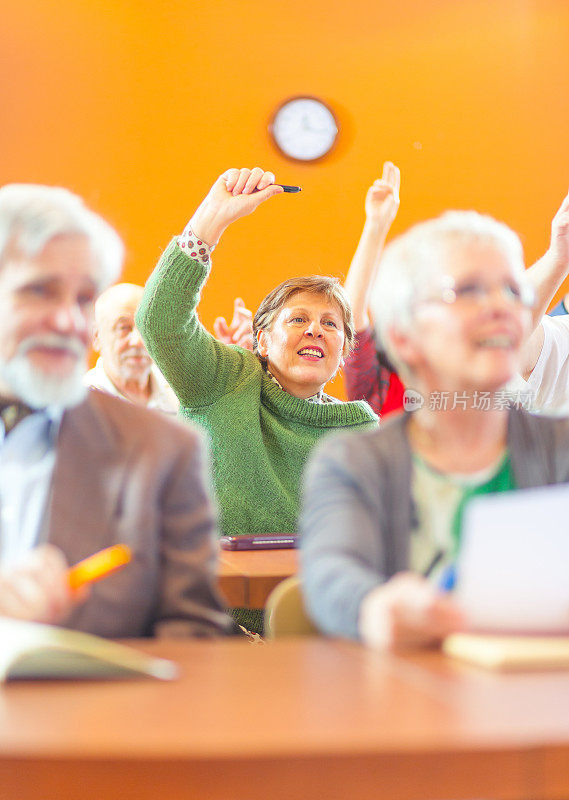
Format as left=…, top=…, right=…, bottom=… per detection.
left=457, top=482, right=569, bottom=634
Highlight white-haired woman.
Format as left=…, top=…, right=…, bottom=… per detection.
left=343, top=168, right=569, bottom=419
left=300, top=210, right=569, bottom=650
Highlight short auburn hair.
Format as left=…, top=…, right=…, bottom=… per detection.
left=253, top=275, right=355, bottom=358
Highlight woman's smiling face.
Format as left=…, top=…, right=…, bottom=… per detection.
left=257, top=290, right=346, bottom=399
left=398, top=240, right=532, bottom=394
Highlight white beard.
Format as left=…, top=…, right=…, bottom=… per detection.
left=0, top=336, right=88, bottom=410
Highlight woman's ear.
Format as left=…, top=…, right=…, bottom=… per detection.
left=257, top=329, right=269, bottom=358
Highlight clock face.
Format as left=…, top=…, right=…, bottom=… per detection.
left=270, top=96, right=339, bottom=162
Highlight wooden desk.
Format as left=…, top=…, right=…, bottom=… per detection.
left=217, top=548, right=298, bottom=607
left=1, top=637, right=569, bottom=800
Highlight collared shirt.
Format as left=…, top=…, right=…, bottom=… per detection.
left=265, top=369, right=340, bottom=405
left=84, top=358, right=179, bottom=415
left=178, top=225, right=340, bottom=407
left=0, top=407, right=63, bottom=567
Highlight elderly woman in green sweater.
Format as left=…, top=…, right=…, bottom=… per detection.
left=137, top=168, right=376, bottom=629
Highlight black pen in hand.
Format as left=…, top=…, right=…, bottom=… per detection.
left=253, top=184, right=301, bottom=193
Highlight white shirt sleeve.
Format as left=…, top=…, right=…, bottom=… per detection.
left=525, top=315, right=569, bottom=412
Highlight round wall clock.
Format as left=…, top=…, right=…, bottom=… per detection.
left=269, top=96, right=339, bottom=162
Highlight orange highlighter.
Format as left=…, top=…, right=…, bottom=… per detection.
left=68, top=544, right=132, bottom=591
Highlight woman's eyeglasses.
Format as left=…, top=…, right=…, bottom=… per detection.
left=419, top=276, right=535, bottom=309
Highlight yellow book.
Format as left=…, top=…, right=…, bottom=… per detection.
left=443, top=633, right=569, bottom=671
left=0, top=618, right=178, bottom=681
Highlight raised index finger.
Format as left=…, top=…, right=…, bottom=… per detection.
left=382, top=161, right=400, bottom=196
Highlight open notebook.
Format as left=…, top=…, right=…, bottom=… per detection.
left=0, top=618, right=178, bottom=681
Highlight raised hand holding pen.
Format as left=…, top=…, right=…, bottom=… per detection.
left=189, top=168, right=285, bottom=248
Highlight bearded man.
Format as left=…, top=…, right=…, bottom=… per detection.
left=0, top=184, right=233, bottom=638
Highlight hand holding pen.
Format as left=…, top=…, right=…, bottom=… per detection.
left=359, top=571, right=465, bottom=650
left=189, top=168, right=301, bottom=248
left=254, top=184, right=301, bottom=193
left=422, top=550, right=457, bottom=592
left=0, top=543, right=131, bottom=626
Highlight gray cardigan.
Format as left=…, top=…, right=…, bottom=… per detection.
left=299, top=408, right=569, bottom=640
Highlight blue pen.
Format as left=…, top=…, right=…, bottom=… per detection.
left=438, top=563, right=457, bottom=592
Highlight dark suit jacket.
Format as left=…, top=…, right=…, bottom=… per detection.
left=45, top=389, right=233, bottom=638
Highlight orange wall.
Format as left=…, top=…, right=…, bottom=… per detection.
left=2, top=0, right=569, bottom=395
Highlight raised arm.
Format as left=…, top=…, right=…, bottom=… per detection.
left=136, top=169, right=283, bottom=406
left=520, top=188, right=569, bottom=377
left=525, top=189, right=569, bottom=327
left=344, top=162, right=400, bottom=332
left=190, top=167, right=283, bottom=247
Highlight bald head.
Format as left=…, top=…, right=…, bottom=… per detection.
left=95, top=283, right=144, bottom=326
left=93, top=283, right=153, bottom=394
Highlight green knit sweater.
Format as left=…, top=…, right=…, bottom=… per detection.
left=137, top=239, right=378, bottom=539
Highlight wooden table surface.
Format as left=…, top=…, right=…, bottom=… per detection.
left=1, top=636, right=569, bottom=800
left=217, top=548, right=298, bottom=607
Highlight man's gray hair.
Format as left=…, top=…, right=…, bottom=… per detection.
left=370, top=210, right=527, bottom=374
left=0, top=184, right=124, bottom=291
